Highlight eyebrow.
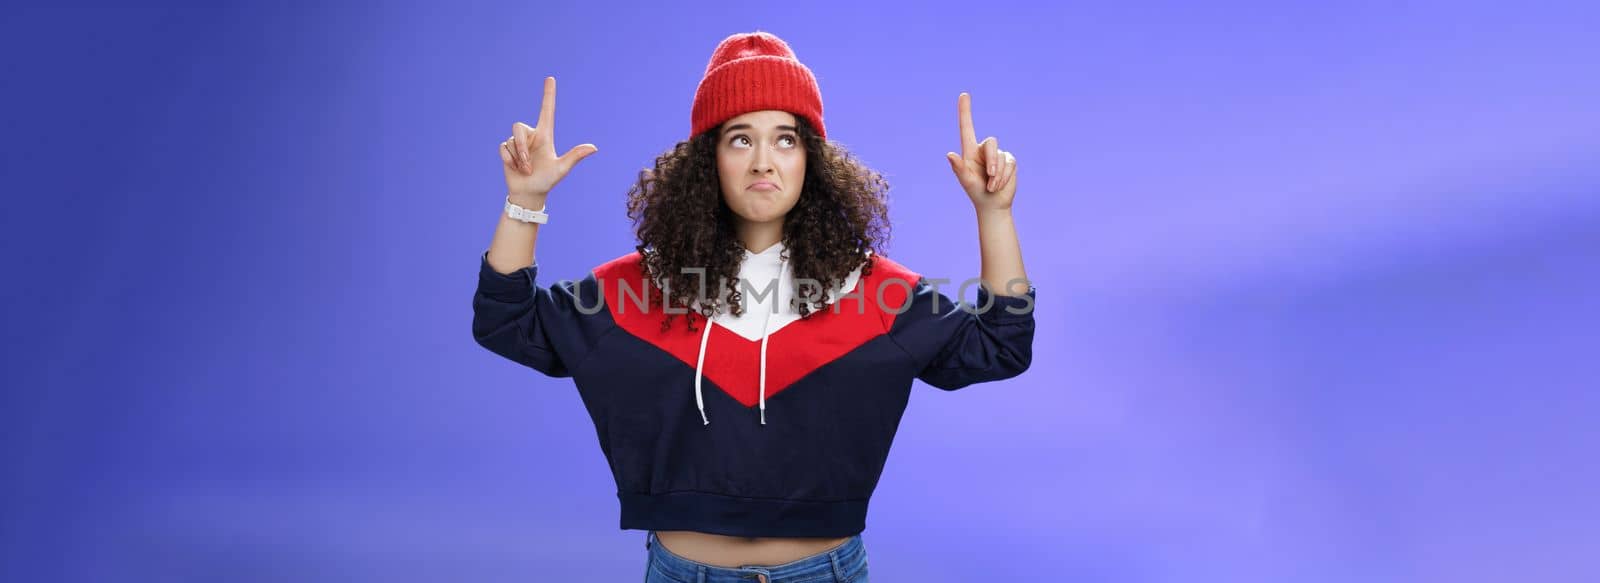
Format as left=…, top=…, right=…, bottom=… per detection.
left=721, top=123, right=798, bottom=136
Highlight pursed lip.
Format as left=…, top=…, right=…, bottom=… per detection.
left=748, top=180, right=779, bottom=191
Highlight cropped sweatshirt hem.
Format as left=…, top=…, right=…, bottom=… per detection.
left=618, top=490, right=868, bottom=538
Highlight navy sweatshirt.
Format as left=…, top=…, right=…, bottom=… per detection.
left=471, top=242, right=1036, bottom=537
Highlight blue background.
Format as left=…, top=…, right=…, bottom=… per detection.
left=4, top=1, right=1598, bottom=581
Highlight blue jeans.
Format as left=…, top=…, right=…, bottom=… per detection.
left=644, top=530, right=870, bottom=583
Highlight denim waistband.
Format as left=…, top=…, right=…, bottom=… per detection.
left=645, top=530, right=867, bottom=582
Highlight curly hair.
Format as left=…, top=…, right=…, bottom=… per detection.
left=626, top=116, right=891, bottom=333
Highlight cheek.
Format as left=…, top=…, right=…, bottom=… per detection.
left=783, top=153, right=806, bottom=183
left=717, top=154, right=740, bottom=190
left=788, top=163, right=806, bottom=202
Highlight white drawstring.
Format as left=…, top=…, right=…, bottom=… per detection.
left=758, top=309, right=773, bottom=425
left=694, top=253, right=787, bottom=427
left=693, top=316, right=713, bottom=425
left=757, top=256, right=788, bottom=425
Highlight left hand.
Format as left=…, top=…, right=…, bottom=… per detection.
left=945, top=92, right=1017, bottom=211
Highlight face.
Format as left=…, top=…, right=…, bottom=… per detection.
left=716, top=110, right=806, bottom=227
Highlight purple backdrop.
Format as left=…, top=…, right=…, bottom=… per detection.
left=4, top=1, right=1598, bottom=581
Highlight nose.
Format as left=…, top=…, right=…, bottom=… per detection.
left=750, top=145, right=774, bottom=174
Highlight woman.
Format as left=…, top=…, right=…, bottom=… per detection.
left=475, top=31, right=1034, bottom=582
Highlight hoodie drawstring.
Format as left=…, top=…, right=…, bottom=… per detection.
left=693, top=316, right=713, bottom=425
left=758, top=306, right=774, bottom=425
left=693, top=255, right=788, bottom=427
left=758, top=256, right=788, bottom=425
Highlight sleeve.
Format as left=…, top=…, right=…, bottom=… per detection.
left=471, top=250, right=605, bottom=378
left=889, top=277, right=1037, bottom=391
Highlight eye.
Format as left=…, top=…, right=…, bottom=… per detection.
left=728, top=134, right=797, bottom=148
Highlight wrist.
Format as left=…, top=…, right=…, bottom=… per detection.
left=508, top=191, right=548, bottom=209
left=974, top=205, right=1013, bottom=220
left=505, top=194, right=550, bottom=224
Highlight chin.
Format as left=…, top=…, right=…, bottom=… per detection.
left=734, top=200, right=796, bottom=224
left=736, top=210, right=788, bottom=225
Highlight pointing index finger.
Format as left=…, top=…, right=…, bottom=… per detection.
left=958, top=92, right=977, bottom=160
left=538, top=76, right=556, bottom=138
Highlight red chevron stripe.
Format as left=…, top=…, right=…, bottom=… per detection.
left=593, top=253, right=917, bottom=406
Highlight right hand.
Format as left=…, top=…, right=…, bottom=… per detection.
left=500, top=76, right=598, bottom=205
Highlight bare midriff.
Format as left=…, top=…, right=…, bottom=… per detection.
left=653, top=530, right=852, bottom=568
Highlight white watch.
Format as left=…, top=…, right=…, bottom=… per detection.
left=505, top=196, right=549, bottom=224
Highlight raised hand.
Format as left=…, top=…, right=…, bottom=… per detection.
left=944, top=92, right=1017, bottom=211
left=499, top=76, right=599, bottom=205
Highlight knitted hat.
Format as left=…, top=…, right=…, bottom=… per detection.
left=690, top=31, right=826, bottom=140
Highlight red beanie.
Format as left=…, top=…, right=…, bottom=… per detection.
left=690, top=31, right=826, bottom=140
